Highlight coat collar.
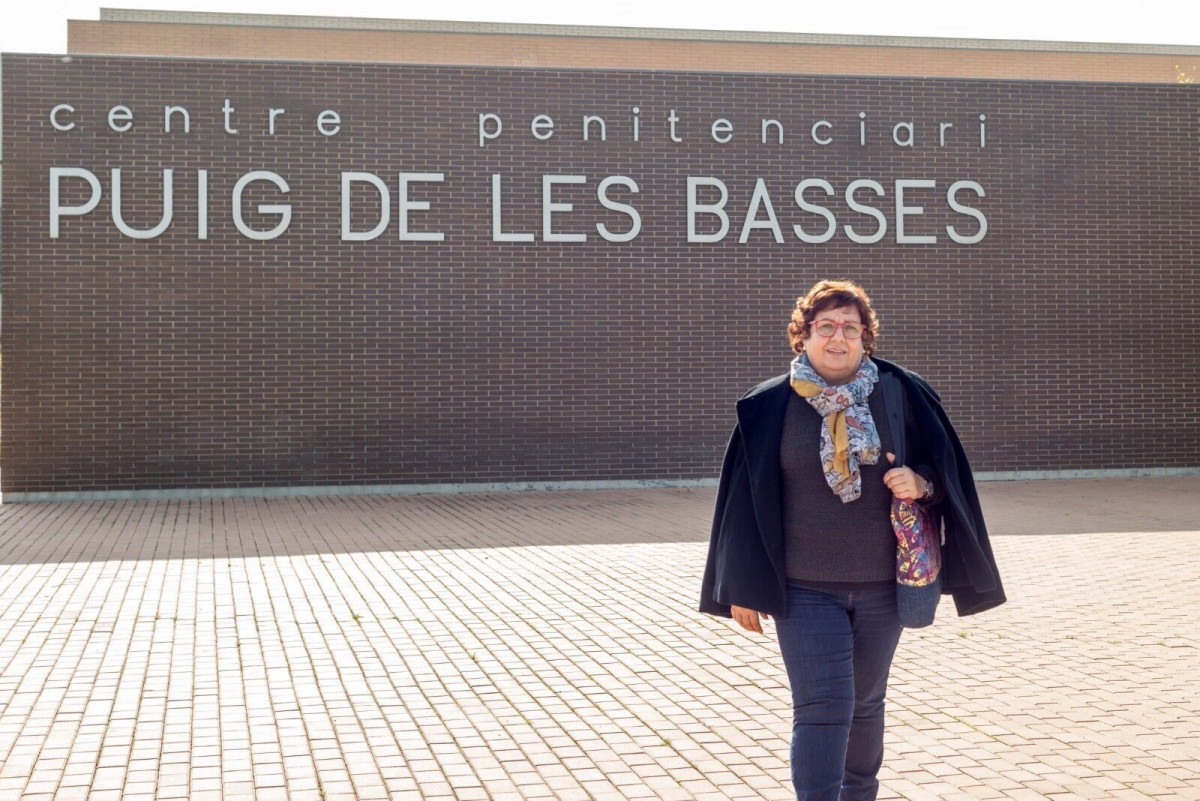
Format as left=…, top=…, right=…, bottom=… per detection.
left=734, top=373, right=790, bottom=446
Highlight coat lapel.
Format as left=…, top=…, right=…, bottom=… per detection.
left=735, top=375, right=790, bottom=563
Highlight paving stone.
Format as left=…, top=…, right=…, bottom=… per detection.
left=0, top=480, right=1196, bottom=798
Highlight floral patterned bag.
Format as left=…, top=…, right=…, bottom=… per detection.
left=891, top=496, right=942, bottom=627
left=880, top=373, right=942, bottom=628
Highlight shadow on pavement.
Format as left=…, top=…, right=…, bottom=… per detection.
left=978, top=476, right=1200, bottom=537
left=1, top=477, right=1197, bottom=565
left=0, top=487, right=715, bottom=565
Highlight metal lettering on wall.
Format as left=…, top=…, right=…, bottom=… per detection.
left=46, top=102, right=989, bottom=246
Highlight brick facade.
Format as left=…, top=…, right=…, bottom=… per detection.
left=1, top=53, right=1197, bottom=493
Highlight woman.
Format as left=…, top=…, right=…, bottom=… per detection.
left=699, top=280, right=1005, bottom=801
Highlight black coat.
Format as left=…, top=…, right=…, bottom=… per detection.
left=699, top=357, right=1006, bottom=619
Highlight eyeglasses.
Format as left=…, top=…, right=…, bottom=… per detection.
left=809, top=320, right=865, bottom=339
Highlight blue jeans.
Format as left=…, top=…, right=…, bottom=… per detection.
left=775, top=582, right=903, bottom=801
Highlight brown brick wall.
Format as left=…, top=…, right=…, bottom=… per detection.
left=2, top=54, right=1198, bottom=492
left=66, top=20, right=1199, bottom=84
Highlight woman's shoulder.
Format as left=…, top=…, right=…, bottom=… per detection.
left=739, top=373, right=790, bottom=401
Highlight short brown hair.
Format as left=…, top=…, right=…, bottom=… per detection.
left=787, top=280, right=880, bottom=356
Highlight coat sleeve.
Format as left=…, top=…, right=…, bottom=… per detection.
left=698, top=419, right=787, bottom=618
left=938, top=411, right=1008, bottom=616
left=698, top=424, right=743, bottom=618
left=914, top=382, right=1007, bottom=616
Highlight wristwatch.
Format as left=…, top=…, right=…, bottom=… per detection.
left=921, top=477, right=935, bottom=502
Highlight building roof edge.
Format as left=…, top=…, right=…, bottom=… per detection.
left=93, top=8, right=1200, bottom=56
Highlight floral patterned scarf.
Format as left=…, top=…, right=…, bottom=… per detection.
left=789, top=354, right=882, bottom=503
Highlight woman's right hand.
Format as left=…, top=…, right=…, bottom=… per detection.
left=730, top=605, right=769, bottom=634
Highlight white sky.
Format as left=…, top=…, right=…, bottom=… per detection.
left=1, top=0, right=1199, bottom=55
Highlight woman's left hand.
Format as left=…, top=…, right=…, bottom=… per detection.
left=883, top=453, right=927, bottom=501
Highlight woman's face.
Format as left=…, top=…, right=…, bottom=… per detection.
left=803, top=304, right=865, bottom=386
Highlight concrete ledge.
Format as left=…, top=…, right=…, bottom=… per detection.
left=0, top=478, right=720, bottom=503
left=3, top=467, right=1198, bottom=502
left=975, top=467, right=1200, bottom=481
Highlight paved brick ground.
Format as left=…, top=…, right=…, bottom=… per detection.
left=0, top=477, right=1197, bottom=800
